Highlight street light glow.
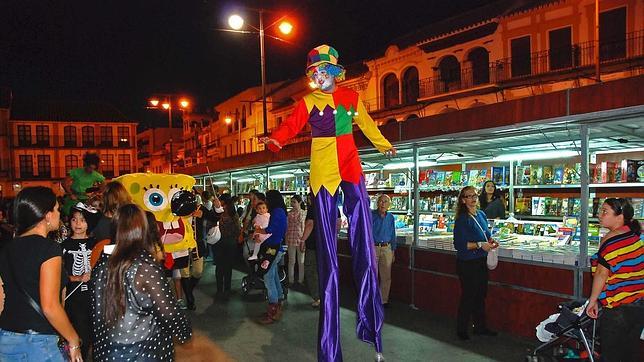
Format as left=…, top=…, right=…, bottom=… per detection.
left=180, top=100, right=189, bottom=108
left=149, top=99, right=159, bottom=107
left=228, top=14, right=244, bottom=30
left=278, top=21, right=293, bottom=35
left=225, top=116, right=232, bottom=124
left=162, top=103, right=170, bottom=110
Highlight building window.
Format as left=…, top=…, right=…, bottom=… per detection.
left=65, top=155, right=79, bottom=174
left=549, top=27, right=572, bottom=70
left=382, top=73, right=399, bottom=108
left=402, top=67, right=419, bottom=105
left=241, top=106, right=247, bottom=128
left=511, top=36, right=531, bottom=77
left=36, top=125, right=50, bottom=146
left=118, top=154, right=130, bottom=176
left=19, top=155, right=33, bottom=178
left=102, top=154, right=114, bottom=178
left=37, top=155, right=51, bottom=178
left=242, top=140, right=246, bottom=154
left=64, top=126, right=77, bottom=147
left=82, top=126, right=94, bottom=147
left=234, top=109, right=240, bottom=131
left=100, top=126, right=113, bottom=147
left=118, top=127, right=130, bottom=147
left=467, top=47, right=490, bottom=85
left=438, top=56, right=461, bottom=92
left=600, top=7, right=626, bottom=61
left=17, top=125, right=31, bottom=146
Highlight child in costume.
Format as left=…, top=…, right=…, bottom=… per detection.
left=261, top=44, right=396, bottom=362
left=248, top=201, right=272, bottom=260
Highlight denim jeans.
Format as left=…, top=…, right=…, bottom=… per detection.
left=0, top=328, right=64, bottom=362
left=264, top=251, right=285, bottom=304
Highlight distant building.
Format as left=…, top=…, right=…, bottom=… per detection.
left=0, top=98, right=137, bottom=197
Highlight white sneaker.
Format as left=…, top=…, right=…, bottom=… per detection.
left=248, top=255, right=258, bottom=260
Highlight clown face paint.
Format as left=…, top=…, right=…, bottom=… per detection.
left=311, top=66, right=337, bottom=92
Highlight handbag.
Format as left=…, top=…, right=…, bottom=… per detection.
left=470, top=213, right=499, bottom=270
left=206, top=222, right=221, bottom=245
left=2, top=252, right=72, bottom=361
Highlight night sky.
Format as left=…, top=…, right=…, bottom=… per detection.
left=1, top=0, right=491, bottom=117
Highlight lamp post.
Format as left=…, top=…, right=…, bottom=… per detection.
left=224, top=114, right=242, bottom=155
left=148, top=96, right=189, bottom=173
left=226, top=10, right=293, bottom=137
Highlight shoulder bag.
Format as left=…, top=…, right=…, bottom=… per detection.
left=470, top=213, right=498, bottom=270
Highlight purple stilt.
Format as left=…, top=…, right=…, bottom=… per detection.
left=314, top=176, right=384, bottom=362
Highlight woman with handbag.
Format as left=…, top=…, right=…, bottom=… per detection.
left=91, top=204, right=191, bottom=361
left=210, top=194, right=240, bottom=300
left=0, top=186, right=83, bottom=362
left=453, top=186, right=499, bottom=341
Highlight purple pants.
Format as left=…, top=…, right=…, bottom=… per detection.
left=313, top=177, right=384, bottom=361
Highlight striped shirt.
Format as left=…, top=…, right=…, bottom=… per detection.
left=590, top=229, right=643, bottom=309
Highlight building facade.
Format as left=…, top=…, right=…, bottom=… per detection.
left=176, top=0, right=643, bottom=176
left=1, top=99, right=137, bottom=197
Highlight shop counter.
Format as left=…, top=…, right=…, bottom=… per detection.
left=336, top=238, right=579, bottom=338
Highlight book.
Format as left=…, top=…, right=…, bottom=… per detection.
left=553, top=164, right=564, bottom=184
left=444, top=171, right=453, bottom=186
left=428, top=170, right=438, bottom=185
left=467, top=170, right=479, bottom=186
left=515, top=197, right=531, bottom=214
left=435, top=171, right=445, bottom=185
left=460, top=172, right=469, bottom=186
left=542, top=165, right=554, bottom=184
left=491, top=166, right=505, bottom=185
left=477, top=169, right=488, bottom=186
left=452, top=171, right=462, bottom=186
left=517, top=166, right=531, bottom=185
left=530, top=165, right=543, bottom=185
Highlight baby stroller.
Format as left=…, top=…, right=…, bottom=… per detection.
left=531, top=300, right=599, bottom=361
left=240, top=243, right=289, bottom=301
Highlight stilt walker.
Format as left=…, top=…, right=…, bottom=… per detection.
left=261, top=44, right=397, bottom=362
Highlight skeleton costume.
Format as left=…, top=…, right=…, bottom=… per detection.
left=61, top=236, right=96, bottom=358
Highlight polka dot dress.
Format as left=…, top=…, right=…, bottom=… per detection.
left=91, top=251, right=192, bottom=361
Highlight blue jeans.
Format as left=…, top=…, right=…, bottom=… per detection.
left=0, top=329, right=63, bottom=362
left=264, top=251, right=285, bottom=304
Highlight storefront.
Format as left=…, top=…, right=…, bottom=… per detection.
left=193, top=100, right=644, bottom=337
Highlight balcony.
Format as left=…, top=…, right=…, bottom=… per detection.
left=418, top=30, right=643, bottom=100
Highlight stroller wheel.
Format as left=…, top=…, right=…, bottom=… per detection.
left=241, top=276, right=249, bottom=296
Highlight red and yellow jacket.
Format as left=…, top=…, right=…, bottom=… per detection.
left=268, top=87, right=392, bottom=195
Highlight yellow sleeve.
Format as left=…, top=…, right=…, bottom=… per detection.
left=353, top=99, right=393, bottom=153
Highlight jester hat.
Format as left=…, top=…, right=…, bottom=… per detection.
left=306, top=44, right=345, bottom=80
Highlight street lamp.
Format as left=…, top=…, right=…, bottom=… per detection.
left=148, top=96, right=190, bottom=173
left=224, top=114, right=242, bottom=155
left=225, top=9, right=294, bottom=137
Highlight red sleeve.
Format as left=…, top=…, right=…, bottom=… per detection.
left=268, top=99, right=309, bottom=152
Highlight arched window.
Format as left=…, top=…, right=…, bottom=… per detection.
left=438, top=56, right=461, bottom=92
left=81, top=126, right=94, bottom=147
left=467, top=47, right=490, bottom=85
left=382, top=73, right=399, bottom=108
left=402, top=67, right=419, bottom=104
left=65, top=155, right=78, bottom=174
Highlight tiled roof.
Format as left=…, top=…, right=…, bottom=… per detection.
left=389, top=0, right=559, bottom=51
left=10, top=99, right=131, bottom=123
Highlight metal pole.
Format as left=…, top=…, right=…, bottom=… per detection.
left=595, top=0, right=600, bottom=83
left=411, top=145, right=419, bottom=309
left=509, top=160, right=515, bottom=215
left=168, top=98, right=173, bottom=173
left=259, top=10, right=268, bottom=137
left=578, top=124, right=590, bottom=299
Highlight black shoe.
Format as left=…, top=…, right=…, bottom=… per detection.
left=457, top=332, right=470, bottom=340
left=383, top=303, right=391, bottom=309
left=473, top=328, right=497, bottom=336
left=187, top=302, right=196, bottom=311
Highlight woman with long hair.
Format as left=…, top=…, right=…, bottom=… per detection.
left=586, top=198, right=642, bottom=361
left=0, top=187, right=83, bottom=362
left=92, top=204, right=191, bottom=360
left=453, top=186, right=498, bottom=340
left=255, top=190, right=288, bottom=324
left=212, top=193, right=240, bottom=300
left=286, top=195, right=306, bottom=285
left=478, top=180, right=505, bottom=219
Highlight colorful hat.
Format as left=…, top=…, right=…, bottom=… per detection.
left=306, top=44, right=344, bottom=72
